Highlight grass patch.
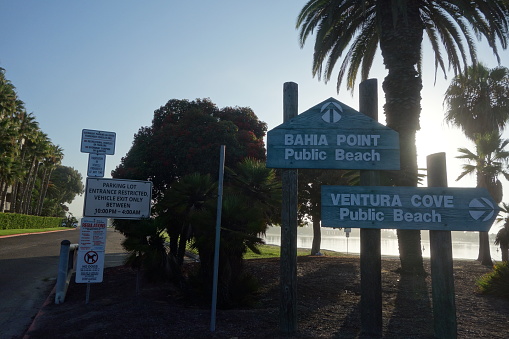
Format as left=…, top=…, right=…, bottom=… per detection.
left=0, top=227, right=75, bottom=237
left=244, top=244, right=345, bottom=259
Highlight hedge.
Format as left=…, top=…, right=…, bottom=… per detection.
left=0, top=213, right=62, bottom=230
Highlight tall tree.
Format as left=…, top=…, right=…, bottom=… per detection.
left=112, top=98, right=267, bottom=200
left=445, top=63, right=509, bottom=263
left=444, top=63, right=509, bottom=137
left=297, top=0, right=509, bottom=274
left=40, top=165, right=84, bottom=217
left=456, top=132, right=509, bottom=265
left=35, top=144, right=64, bottom=215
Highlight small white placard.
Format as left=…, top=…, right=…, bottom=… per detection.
left=87, top=154, right=106, bottom=177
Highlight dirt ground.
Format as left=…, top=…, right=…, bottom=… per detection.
left=22, top=255, right=509, bottom=339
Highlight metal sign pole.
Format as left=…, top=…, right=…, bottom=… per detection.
left=210, top=145, right=225, bottom=332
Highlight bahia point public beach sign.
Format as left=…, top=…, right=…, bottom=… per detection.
left=266, top=97, right=400, bottom=170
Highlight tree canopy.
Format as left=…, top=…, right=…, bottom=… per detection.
left=0, top=67, right=78, bottom=216
left=112, top=98, right=267, bottom=199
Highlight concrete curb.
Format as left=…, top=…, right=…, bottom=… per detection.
left=22, top=283, right=57, bottom=339
left=0, top=228, right=76, bottom=239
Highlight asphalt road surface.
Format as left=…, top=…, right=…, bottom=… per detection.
left=0, top=227, right=126, bottom=338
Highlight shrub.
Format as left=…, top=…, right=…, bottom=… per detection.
left=476, top=261, right=509, bottom=299
left=0, top=213, right=61, bottom=230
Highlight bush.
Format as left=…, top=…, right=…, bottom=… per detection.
left=0, top=213, right=61, bottom=230
left=476, top=261, right=509, bottom=299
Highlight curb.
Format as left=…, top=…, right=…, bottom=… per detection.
left=0, top=228, right=76, bottom=239
left=22, top=284, right=57, bottom=339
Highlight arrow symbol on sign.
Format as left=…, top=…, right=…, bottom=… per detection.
left=321, top=101, right=342, bottom=123
left=469, top=197, right=495, bottom=222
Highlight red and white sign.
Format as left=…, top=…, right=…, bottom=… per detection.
left=76, top=218, right=107, bottom=283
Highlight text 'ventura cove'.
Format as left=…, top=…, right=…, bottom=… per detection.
left=331, top=193, right=454, bottom=223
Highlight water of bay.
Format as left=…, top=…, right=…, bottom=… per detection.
left=262, top=226, right=503, bottom=262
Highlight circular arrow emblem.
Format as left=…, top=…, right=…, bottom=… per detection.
left=468, top=198, right=495, bottom=222
left=321, top=101, right=343, bottom=123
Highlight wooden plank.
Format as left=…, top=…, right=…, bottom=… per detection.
left=279, top=82, right=298, bottom=334
left=359, top=79, right=382, bottom=337
left=428, top=152, right=457, bottom=339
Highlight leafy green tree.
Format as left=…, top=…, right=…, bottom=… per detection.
left=456, top=132, right=509, bottom=265
left=41, top=165, right=84, bottom=217
left=112, top=98, right=267, bottom=200
left=296, top=0, right=509, bottom=274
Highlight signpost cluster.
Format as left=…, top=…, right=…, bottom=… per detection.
left=78, top=129, right=152, bottom=302
left=267, top=81, right=498, bottom=338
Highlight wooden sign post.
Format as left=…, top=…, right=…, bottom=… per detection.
left=271, top=80, right=400, bottom=335
left=428, top=153, right=457, bottom=338
left=359, top=79, right=382, bottom=337
left=279, top=82, right=298, bottom=334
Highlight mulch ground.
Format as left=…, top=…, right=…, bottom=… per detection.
left=23, top=255, right=509, bottom=338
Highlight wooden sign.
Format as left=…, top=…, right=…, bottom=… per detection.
left=321, top=186, right=498, bottom=231
left=266, top=98, right=400, bottom=170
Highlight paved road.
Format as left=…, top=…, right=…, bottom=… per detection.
left=0, top=228, right=126, bottom=339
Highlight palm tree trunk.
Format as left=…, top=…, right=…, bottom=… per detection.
left=19, top=157, right=36, bottom=214
left=311, top=216, right=321, bottom=255
left=478, top=232, right=493, bottom=266
left=36, top=167, right=52, bottom=215
left=501, top=244, right=508, bottom=262
left=379, top=2, right=425, bottom=275
left=23, top=158, right=39, bottom=215
left=0, top=182, right=6, bottom=212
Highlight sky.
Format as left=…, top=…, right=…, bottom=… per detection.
left=1, top=1, right=508, bottom=233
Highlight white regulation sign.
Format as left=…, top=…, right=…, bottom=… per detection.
left=83, top=178, right=152, bottom=219
left=75, top=217, right=107, bottom=283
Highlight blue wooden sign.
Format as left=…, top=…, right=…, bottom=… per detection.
left=266, top=98, right=400, bottom=170
left=321, top=186, right=498, bottom=232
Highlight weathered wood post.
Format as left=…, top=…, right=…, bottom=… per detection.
left=280, top=82, right=298, bottom=334
left=359, top=79, right=382, bottom=337
left=427, top=152, right=457, bottom=339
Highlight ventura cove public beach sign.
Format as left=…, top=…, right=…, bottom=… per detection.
left=322, top=186, right=498, bottom=232
left=266, top=98, right=400, bottom=170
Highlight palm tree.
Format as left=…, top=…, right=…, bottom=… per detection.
left=495, top=203, right=509, bottom=262
left=191, top=159, right=281, bottom=307
left=35, top=144, right=64, bottom=215
left=159, top=172, right=217, bottom=266
left=456, top=132, right=509, bottom=265
left=444, top=63, right=509, bottom=264
left=297, top=0, right=509, bottom=274
left=445, top=63, right=509, bottom=149
left=10, top=111, right=39, bottom=213
left=444, top=63, right=509, bottom=137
